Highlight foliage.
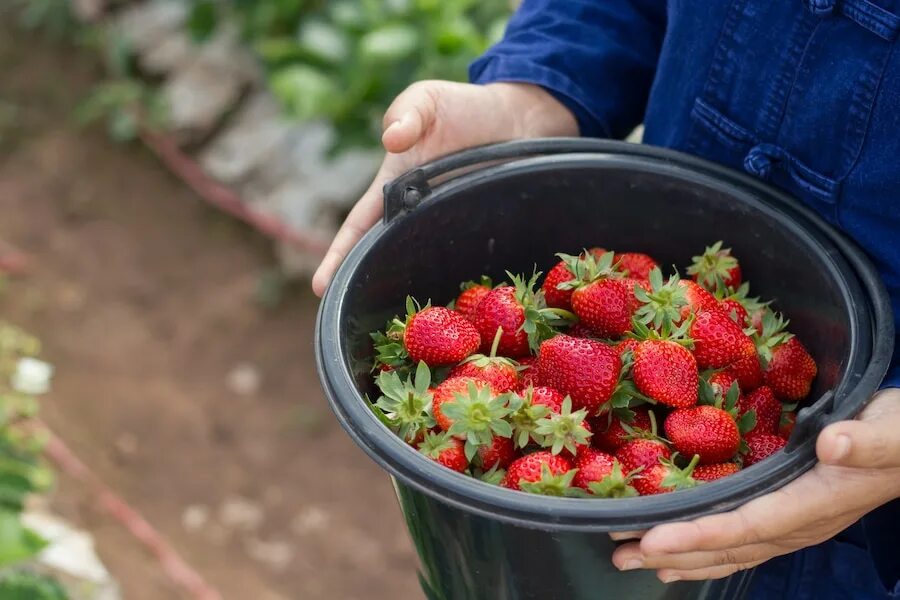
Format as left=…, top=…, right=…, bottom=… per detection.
left=0, top=569, right=67, bottom=600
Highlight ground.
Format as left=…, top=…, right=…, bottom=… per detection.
left=0, top=24, right=419, bottom=600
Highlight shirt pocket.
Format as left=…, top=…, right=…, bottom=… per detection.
left=685, top=0, right=898, bottom=220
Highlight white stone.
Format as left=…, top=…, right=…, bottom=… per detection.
left=225, top=363, right=261, bottom=396
left=11, top=357, right=53, bottom=395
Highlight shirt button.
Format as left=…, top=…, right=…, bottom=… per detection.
left=744, top=145, right=777, bottom=179
left=806, top=0, right=837, bottom=16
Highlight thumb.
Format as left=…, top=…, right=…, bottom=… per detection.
left=381, top=81, right=439, bottom=154
left=817, top=416, right=900, bottom=469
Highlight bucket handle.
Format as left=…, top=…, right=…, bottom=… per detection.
left=784, top=390, right=835, bottom=454
left=382, top=138, right=635, bottom=222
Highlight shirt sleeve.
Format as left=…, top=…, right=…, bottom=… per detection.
left=469, top=0, right=667, bottom=139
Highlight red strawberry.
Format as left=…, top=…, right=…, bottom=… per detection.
left=541, top=248, right=607, bottom=310
left=571, top=278, right=633, bottom=338
left=707, top=370, right=740, bottom=399
left=690, top=309, right=756, bottom=369
left=665, top=405, right=741, bottom=464
left=615, top=253, right=659, bottom=281
left=535, top=397, right=593, bottom=459
left=779, top=410, right=796, bottom=440
left=615, top=337, right=641, bottom=357
left=404, top=304, right=481, bottom=366
left=632, top=269, right=692, bottom=332
left=449, top=328, right=519, bottom=392
left=538, top=335, right=622, bottom=414
left=750, top=308, right=766, bottom=336
left=431, top=377, right=494, bottom=433
left=738, top=386, right=780, bottom=435
left=477, top=434, right=516, bottom=470
left=632, top=339, right=698, bottom=408
left=530, top=385, right=566, bottom=413
left=573, top=450, right=638, bottom=497
left=501, top=451, right=574, bottom=492
left=743, top=433, right=786, bottom=466
left=633, top=455, right=699, bottom=496
left=693, top=462, right=740, bottom=482
left=687, top=241, right=742, bottom=291
left=679, top=280, right=721, bottom=316
left=616, top=437, right=672, bottom=473
left=507, top=386, right=559, bottom=448
left=764, top=337, right=817, bottom=401
left=473, top=273, right=571, bottom=358
left=720, top=298, right=750, bottom=326
left=418, top=431, right=468, bottom=473
left=455, top=277, right=492, bottom=321
left=592, top=407, right=652, bottom=453
left=436, top=378, right=514, bottom=460
left=726, top=353, right=764, bottom=391
left=516, top=356, right=540, bottom=390
left=567, top=322, right=599, bottom=339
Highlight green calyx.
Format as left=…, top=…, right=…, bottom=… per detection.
left=476, top=463, right=507, bottom=486
left=629, top=316, right=694, bottom=348
left=634, top=267, right=690, bottom=332
left=555, top=250, right=622, bottom=290
left=587, top=460, right=640, bottom=498
left=621, top=409, right=668, bottom=443
left=460, top=327, right=518, bottom=369
left=698, top=378, right=756, bottom=436
left=686, top=241, right=739, bottom=292
left=507, top=387, right=552, bottom=449
left=460, top=275, right=493, bottom=292
left=519, top=464, right=581, bottom=497
left=374, top=361, right=435, bottom=443
left=753, top=309, right=793, bottom=366
left=507, top=270, right=576, bottom=353
left=417, top=430, right=459, bottom=460
left=604, top=351, right=655, bottom=417
left=534, top=396, right=592, bottom=456
left=717, top=281, right=768, bottom=311
left=442, top=381, right=514, bottom=461
left=659, top=453, right=700, bottom=490
left=371, top=295, right=433, bottom=375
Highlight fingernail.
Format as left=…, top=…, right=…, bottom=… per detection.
left=383, top=121, right=400, bottom=136
left=832, top=434, right=851, bottom=461
left=662, top=574, right=682, bottom=584
left=620, top=559, right=643, bottom=571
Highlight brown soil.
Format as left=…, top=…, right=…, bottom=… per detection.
left=0, top=23, right=419, bottom=600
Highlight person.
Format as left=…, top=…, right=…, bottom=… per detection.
left=312, top=1, right=900, bottom=597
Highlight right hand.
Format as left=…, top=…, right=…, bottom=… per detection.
left=311, top=80, right=579, bottom=296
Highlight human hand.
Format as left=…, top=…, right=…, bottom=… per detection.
left=610, top=388, right=900, bottom=582
left=311, top=80, right=578, bottom=296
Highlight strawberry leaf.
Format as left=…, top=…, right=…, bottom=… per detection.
left=738, top=410, right=757, bottom=435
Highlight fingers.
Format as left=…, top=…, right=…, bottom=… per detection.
left=311, top=164, right=393, bottom=296
left=655, top=559, right=767, bottom=583
left=609, top=530, right=647, bottom=541
left=613, top=540, right=778, bottom=572
left=382, top=82, right=439, bottom=154
left=817, top=412, right=900, bottom=469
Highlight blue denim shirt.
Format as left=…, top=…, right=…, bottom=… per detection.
left=470, top=1, right=900, bottom=597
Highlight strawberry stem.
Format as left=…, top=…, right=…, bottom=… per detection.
left=489, top=326, right=503, bottom=359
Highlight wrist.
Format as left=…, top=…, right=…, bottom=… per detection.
left=485, top=82, right=579, bottom=139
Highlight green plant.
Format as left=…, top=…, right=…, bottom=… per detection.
left=0, top=569, right=67, bottom=600
left=189, top=0, right=510, bottom=149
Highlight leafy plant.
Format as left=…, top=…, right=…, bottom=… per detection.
left=0, top=569, right=67, bottom=600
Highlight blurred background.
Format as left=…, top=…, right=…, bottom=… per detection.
left=0, top=0, right=513, bottom=598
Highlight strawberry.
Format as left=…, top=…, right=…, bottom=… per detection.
left=690, top=309, right=756, bottom=369
left=592, top=407, right=653, bottom=453
left=431, top=377, right=492, bottom=433
left=665, top=405, right=741, bottom=464
left=455, top=276, right=492, bottom=321
left=507, top=386, right=556, bottom=448
left=418, top=431, right=468, bottom=473
left=615, top=337, right=641, bottom=358
left=476, top=434, right=516, bottom=470
left=534, top=396, right=593, bottom=459
left=558, top=252, right=633, bottom=338
left=377, top=298, right=481, bottom=367
left=615, top=252, right=659, bottom=281
left=449, top=328, right=519, bottom=392
left=630, top=321, right=698, bottom=408
left=501, top=451, right=574, bottom=493
left=374, top=361, right=435, bottom=443
left=541, top=248, right=607, bottom=310
left=755, top=311, right=817, bottom=400
left=778, top=410, right=797, bottom=440
left=738, top=386, right=780, bottom=435
left=633, top=455, right=700, bottom=496
left=743, top=433, right=786, bottom=466
left=567, top=322, right=599, bottom=339
left=438, top=379, right=514, bottom=460
left=720, top=298, right=749, bottom=326
left=516, top=356, right=540, bottom=390
left=716, top=282, right=766, bottom=328
left=573, top=450, right=639, bottom=497
left=707, top=370, right=740, bottom=399
left=633, top=269, right=691, bottom=332
left=473, top=272, right=573, bottom=358
left=538, top=335, right=622, bottom=414
left=616, top=437, right=672, bottom=473
left=693, top=462, right=740, bottom=482
left=687, top=241, right=742, bottom=291
left=726, top=353, right=764, bottom=391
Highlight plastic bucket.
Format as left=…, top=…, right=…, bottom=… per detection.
left=315, top=139, right=894, bottom=600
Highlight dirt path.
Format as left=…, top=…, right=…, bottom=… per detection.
left=0, top=25, right=419, bottom=600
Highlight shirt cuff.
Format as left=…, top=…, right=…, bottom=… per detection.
left=469, top=54, right=612, bottom=139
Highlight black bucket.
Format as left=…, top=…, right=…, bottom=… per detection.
left=315, top=139, right=894, bottom=600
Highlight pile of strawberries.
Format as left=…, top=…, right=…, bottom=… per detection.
left=369, top=243, right=817, bottom=497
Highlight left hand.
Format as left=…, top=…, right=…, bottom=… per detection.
left=611, top=388, right=900, bottom=583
